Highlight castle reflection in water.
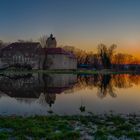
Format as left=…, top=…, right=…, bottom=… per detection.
left=0, top=74, right=77, bottom=107
left=0, top=73, right=140, bottom=107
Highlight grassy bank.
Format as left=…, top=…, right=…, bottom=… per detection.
left=0, top=114, right=140, bottom=140
left=0, top=69, right=139, bottom=75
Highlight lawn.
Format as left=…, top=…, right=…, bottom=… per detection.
left=0, top=114, right=140, bottom=140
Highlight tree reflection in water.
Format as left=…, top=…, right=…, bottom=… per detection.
left=97, top=74, right=117, bottom=99
left=77, top=74, right=140, bottom=99
left=0, top=73, right=140, bottom=106
left=77, top=74, right=117, bottom=99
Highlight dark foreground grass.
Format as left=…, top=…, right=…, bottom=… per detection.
left=0, top=114, right=140, bottom=140
left=0, top=116, right=80, bottom=140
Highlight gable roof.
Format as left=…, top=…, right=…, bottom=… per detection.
left=47, top=48, right=67, bottom=55
left=47, top=48, right=76, bottom=59
left=1, top=42, right=41, bottom=51
left=0, top=42, right=43, bottom=55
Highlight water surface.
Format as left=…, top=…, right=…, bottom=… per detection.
left=0, top=73, right=140, bottom=116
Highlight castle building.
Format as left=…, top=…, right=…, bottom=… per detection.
left=45, top=34, right=77, bottom=70
left=0, top=42, right=44, bottom=69
left=0, top=34, right=77, bottom=70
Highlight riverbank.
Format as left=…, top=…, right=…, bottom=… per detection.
left=0, top=69, right=140, bottom=75
left=0, top=114, right=140, bottom=140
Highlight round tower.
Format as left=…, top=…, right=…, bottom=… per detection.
left=46, top=34, right=57, bottom=48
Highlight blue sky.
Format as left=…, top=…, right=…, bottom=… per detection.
left=0, top=0, right=140, bottom=55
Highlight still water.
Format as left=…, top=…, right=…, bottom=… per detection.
left=0, top=73, right=140, bottom=116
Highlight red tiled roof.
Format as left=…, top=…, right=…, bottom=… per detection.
left=47, top=48, right=67, bottom=55
left=47, top=48, right=76, bottom=59
left=0, top=42, right=44, bottom=56
left=4, top=42, right=40, bottom=49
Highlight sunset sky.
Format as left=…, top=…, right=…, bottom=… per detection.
left=0, top=0, right=140, bottom=57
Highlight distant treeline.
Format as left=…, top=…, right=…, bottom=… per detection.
left=61, top=44, right=140, bottom=70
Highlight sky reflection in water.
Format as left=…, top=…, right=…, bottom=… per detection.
left=0, top=73, right=140, bottom=116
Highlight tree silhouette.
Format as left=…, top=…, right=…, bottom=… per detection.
left=39, top=35, right=48, bottom=48
left=97, top=44, right=117, bottom=69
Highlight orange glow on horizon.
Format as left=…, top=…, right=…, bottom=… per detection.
left=59, top=40, right=140, bottom=61
left=2, top=35, right=140, bottom=63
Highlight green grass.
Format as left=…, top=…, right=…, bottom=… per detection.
left=0, top=116, right=80, bottom=140
left=0, top=115, right=139, bottom=139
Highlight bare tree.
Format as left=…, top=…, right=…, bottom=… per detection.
left=39, top=35, right=48, bottom=48
left=113, top=53, right=136, bottom=65
left=0, top=40, right=3, bottom=47
left=0, top=40, right=10, bottom=48
left=97, top=44, right=117, bottom=69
